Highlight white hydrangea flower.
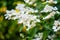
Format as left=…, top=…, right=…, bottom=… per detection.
left=24, top=0, right=30, bottom=3
left=43, top=11, right=55, bottom=20
left=52, top=20, right=60, bottom=32
left=16, top=4, right=38, bottom=14
left=16, top=4, right=25, bottom=12
left=33, top=33, right=43, bottom=40
left=4, top=4, right=40, bottom=30
left=56, top=11, right=60, bottom=14
left=54, top=21, right=59, bottom=26
left=47, top=34, right=56, bottom=40
left=4, top=9, right=20, bottom=20
left=46, top=0, right=57, bottom=4
left=24, top=0, right=36, bottom=5
left=18, top=14, right=40, bottom=30
left=41, top=4, right=58, bottom=13
left=53, top=7, right=58, bottom=11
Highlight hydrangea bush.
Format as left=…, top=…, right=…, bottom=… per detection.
left=0, top=0, right=60, bottom=40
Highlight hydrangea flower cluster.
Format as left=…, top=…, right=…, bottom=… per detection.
left=41, top=2, right=59, bottom=20
left=41, top=4, right=58, bottom=13
left=24, top=0, right=36, bottom=5
left=33, top=33, right=43, bottom=40
left=47, top=34, right=56, bottom=40
left=46, top=0, right=57, bottom=4
left=4, top=4, right=40, bottom=30
left=43, top=11, right=56, bottom=19
left=52, top=20, right=60, bottom=32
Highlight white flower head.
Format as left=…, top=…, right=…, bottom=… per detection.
left=53, top=7, right=58, bottom=11
left=56, top=11, right=60, bottom=14
left=41, top=5, right=53, bottom=13
left=43, top=11, right=55, bottom=20
left=33, top=33, right=43, bottom=40
left=24, top=0, right=36, bottom=5
left=16, top=4, right=38, bottom=14
left=5, top=4, right=40, bottom=31
left=4, top=9, right=20, bottom=20
left=17, top=14, right=40, bottom=30
left=52, top=20, right=60, bottom=32
left=48, top=34, right=56, bottom=40
left=41, top=4, right=58, bottom=13
left=46, top=0, right=57, bottom=4
left=16, top=4, right=25, bottom=11
left=24, top=0, right=30, bottom=3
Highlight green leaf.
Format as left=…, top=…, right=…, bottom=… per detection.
left=28, top=27, right=38, bottom=37
left=57, top=0, right=60, bottom=3
left=36, top=2, right=46, bottom=11
left=54, top=38, right=60, bottom=40
left=19, top=24, right=23, bottom=32
left=27, top=37, right=32, bottom=40
left=42, top=30, right=50, bottom=40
